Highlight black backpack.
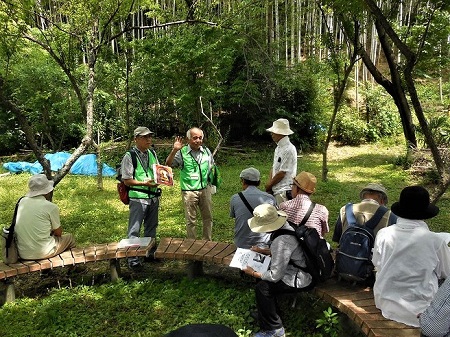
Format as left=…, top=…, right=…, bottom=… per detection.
left=271, top=203, right=334, bottom=285
left=335, top=203, right=388, bottom=283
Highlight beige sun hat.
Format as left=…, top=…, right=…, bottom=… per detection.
left=26, top=174, right=54, bottom=197
left=248, top=204, right=287, bottom=233
left=293, top=171, right=317, bottom=194
left=266, top=118, right=294, bottom=136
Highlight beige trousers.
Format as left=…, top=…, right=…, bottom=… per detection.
left=43, top=234, right=76, bottom=259
left=182, top=186, right=213, bottom=241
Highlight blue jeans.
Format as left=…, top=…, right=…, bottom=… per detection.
left=127, top=197, right=159, bottom=266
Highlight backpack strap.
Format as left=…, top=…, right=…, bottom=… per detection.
left=345, top=203, right=357, bottom=227
left=345, top=203, right=389, bottom=231
left=270, top=229, right=308, bottom=272
left=238, top=192, right=254, bottom=214
left=6, top=197, right=24, bottom=249
left=364, top=205, right=389, bottom=231
left=128, top=148, right=162, bottom=197
left=290, top=202, right=316, bottom=228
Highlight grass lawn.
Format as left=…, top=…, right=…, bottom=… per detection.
left=0, top=138, right=448, bottom=337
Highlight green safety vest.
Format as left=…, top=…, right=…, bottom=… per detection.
left=128, top=149, right=159, bottom=199
left=179, top=146, right=211, bottom=191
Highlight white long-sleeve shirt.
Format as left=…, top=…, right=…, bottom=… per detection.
left=372, top=218, right=450, bottom=327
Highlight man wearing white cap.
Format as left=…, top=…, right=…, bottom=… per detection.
left=265, top=118, right=297, bottom=205
left=229, top=167, right=276, bottom=248
left=15, top=174, right=75, bottom=260
left=121, top=126, right=161, bottom=269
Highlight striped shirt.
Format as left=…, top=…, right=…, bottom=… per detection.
left=420, top=276, right=450, bottom=337
left=278, top=194, right=329, bottom=238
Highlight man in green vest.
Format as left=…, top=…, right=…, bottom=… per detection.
left=166, top=127, right=214, bottom=241
left=120, top=126, right=161, bottom=269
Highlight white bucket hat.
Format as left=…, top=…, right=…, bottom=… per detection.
left=26, top=174, right=54, bottom=197
left=266, top=118, right=294, bottom=136
left=248, top=204, right=287, bottom=233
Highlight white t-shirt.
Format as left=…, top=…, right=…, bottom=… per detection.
left=15, top=196, right=60, bottom=260
left=271, top=136, right=297, bottom=195
left=372, top=218, right=450, bottom=327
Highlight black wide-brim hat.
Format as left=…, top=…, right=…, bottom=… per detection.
left=391, top=185, right=439, bottom=220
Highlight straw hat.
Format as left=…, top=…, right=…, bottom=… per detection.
left=391, top=186, right=439, bottom=220
left=293, top=171, right=316, bottom=194
left=248, top=204, right=287, bottom=233
left=26, top=174, right=54, bottom=197
left=266, top=118, right=294, bottom=136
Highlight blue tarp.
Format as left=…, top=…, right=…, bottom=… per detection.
left=3, top=152, right=116, bottom=177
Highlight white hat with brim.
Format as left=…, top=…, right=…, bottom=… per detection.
left=248, top=204, right=287, bottom=233
left=266, top=118, right=294, bottom=136
left=26, top=174, right=54, bottom=197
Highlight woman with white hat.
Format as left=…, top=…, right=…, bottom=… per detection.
left=242, top=204, right=313, bottom=337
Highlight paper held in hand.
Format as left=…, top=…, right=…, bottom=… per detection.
left=229, top=248, right=271, bottom=273
left=153, top=164, right=174, bottom=186
left=118, top=237, right=153, bottom=248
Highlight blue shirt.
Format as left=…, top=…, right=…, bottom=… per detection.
left=230, top=186, right=275, bottom=248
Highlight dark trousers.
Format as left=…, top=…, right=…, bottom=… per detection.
left=255, top=279, right=313, bottom=331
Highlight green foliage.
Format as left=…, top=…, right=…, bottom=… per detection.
left=130, top=24, right=242, bottom=136
left=2, top=40, right=84, bottom=153
left=333, top=107, right=366, bottom=146
left=363, top=87, right=401, bottom=142
left=316, top=307, right=341, bottom=337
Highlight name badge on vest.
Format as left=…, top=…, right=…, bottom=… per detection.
left=190, top=173, right=200, bottom=180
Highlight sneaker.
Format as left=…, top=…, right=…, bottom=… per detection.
left=254, top=327, right=285, bottom=337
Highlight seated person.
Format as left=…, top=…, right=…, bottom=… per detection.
left=419, top=276, right=450, bottom=337
left=243, top=204, right=313, bottom=337
left=229, top=167, right=276, bottom=249
left=15, top=174, right=76, bottom=260
left=279, top=171, right=329, bottom=238
left=372, top=186, right=450, bottom=327
left=333, top=182, right=396, bottom=243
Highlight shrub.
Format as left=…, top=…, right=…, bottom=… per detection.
left=333, top=108, right=366, bottom=146
left=363, top=86, right=401, bottom=142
